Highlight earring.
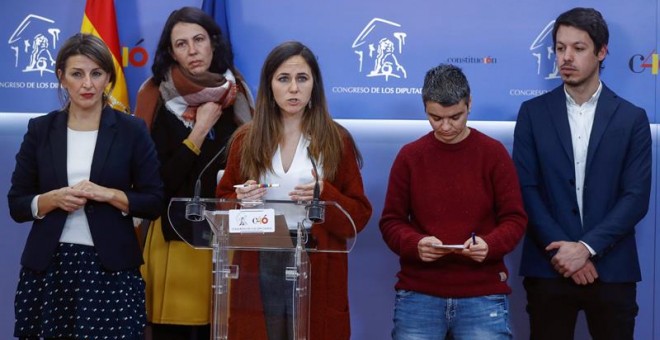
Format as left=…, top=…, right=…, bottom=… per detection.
left=307, top=101, right=312, bottom=109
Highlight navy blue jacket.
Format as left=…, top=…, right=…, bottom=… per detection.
left=513, top=84, right=651, bottom=282
left=8, top=107, right=163, bottom=272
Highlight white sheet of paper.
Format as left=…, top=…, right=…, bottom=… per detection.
left=431, top=244, right=465, bottom=250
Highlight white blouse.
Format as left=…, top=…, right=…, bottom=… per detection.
left=260, top=135, right=324, bottom=230
left=59, top=128, right=98, bottom=246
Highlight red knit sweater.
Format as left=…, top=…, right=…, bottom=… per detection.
left=380, top=129, right=527, bottom=297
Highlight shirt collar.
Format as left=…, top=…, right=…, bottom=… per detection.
left=564, top=81, right=603, bottom=107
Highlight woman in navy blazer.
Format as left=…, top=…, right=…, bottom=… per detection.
left=7, top=34, right=163, bottom=340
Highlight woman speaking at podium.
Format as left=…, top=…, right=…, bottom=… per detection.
left=216, top=41, right=372, bottom=340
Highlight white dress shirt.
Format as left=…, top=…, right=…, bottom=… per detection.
left=565, top=82, right=602, bottom=255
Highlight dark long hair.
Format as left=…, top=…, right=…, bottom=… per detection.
left=151, top=6, right=234, bottom=84
left=234, top=41, right=362, bottom=181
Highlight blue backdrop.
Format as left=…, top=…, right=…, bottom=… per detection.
left=0, top=1, right=658, bottom=339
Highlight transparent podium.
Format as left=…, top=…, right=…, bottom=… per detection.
left=168, top=198, right=357, bottom=340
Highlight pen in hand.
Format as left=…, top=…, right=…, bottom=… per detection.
left=471, top=232, right=477, bottom=245
left=233, top=183, right=280, bottom=188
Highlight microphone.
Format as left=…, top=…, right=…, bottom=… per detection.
left=185, top=145, right=226, bottom=222
left=306, top=146, right=325, bottom=223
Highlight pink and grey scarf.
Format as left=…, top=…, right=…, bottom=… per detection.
left=158, top=65, right=251, bottom=128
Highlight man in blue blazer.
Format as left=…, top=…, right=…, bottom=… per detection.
left=513, top=7, right=651, bottom=340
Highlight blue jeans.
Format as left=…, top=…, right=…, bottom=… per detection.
left=392, top=290, right=512, bottom=340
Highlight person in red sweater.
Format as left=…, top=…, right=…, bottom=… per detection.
left=379, top=64, right=527, bottom=340
left=215, top=41, right=372, bottom=340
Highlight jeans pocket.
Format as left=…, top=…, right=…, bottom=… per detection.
left=481, top=294, right=509, bottom=311
left=394, top=289, right=415, bottom=302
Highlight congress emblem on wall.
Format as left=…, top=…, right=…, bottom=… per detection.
left=8, top=14, right=61, bottom=77
left=530, top=20, right=560, bottom=80
left=352, top=18, right=408, bottom=81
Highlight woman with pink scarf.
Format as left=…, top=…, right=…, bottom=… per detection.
left=134, top=7, right=253, bottom=340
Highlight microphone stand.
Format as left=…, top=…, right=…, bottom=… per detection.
left=185, top=145, right=226, bottom=222
left=306, top=147, right=325, bottom=223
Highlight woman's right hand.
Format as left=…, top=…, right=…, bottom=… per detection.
left=195, top=101, right=223, bottom=130
left=235, top=180, right=266, bottom=200
left=418, top=236, right=456, bottom=262
left=48, top=186, right=88, bottom=213
left=188, top=102, right=223, bottom=147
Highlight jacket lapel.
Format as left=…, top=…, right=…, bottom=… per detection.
left=50, top=110, right=69, bottom=188
left=89, top=107, right=117, bottom=182
left=547, top=87, right=574, bottom=163
left=585, top=85, right=617, bottom=175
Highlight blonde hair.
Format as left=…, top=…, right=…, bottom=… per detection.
left=55, top=33, right=116, bottom=108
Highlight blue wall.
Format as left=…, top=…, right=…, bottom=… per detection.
left=0, top=1, right=658, bottom=338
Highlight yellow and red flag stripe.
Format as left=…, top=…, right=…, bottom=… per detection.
left=81, top=0, right=129, bottom=113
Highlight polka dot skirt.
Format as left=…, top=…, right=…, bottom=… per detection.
left=14, top=243, right=146, bottom=339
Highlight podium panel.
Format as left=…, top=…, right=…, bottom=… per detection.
left=168, top=198, right=357, bottom=340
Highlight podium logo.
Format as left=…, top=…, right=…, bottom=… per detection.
left=8, top=14, right=61, bottom=76
left=529, top=20, right=560, bottom=80
left=252, top=215, right=269, bottom=225
left=352, top=18, right=407, bottom=81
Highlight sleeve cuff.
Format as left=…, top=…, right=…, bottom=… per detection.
left=182, top=138, right=201, bottom=155
left=31, top=195, right=44, bottom=219
left=579, top=240, right=596, bottom=257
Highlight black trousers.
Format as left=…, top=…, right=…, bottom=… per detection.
left=524, top=277, right=638, bottom=340
left=149, top=323, right=210, bottom=340
left=259, top=251, right=295, bottom=340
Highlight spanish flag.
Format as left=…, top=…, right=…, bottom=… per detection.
left=201, top=0, right=231, bottom=46
left=81, top=0, right=130, bottom=113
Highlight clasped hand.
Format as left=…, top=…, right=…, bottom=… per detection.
left=55, top=180, right=112, bottom=212
left=546, top=241, right=598, bottom=285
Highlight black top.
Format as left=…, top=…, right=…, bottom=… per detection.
left=151, top=101, right=239, bottom=241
